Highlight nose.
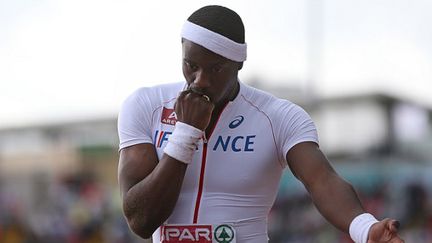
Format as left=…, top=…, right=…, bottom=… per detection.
left=193, top=70, right=211, bottom=89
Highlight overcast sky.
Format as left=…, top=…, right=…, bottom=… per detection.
left=1, top=0, right=431, bottom=128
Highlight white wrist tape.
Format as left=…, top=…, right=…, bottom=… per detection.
left=163, top=122, right=204, bottom=164
left=349, top=213, right=379, bottom=243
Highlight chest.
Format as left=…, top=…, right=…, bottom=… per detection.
left=152, top=105, right=282, bottom=193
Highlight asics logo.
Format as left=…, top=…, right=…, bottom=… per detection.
left=229, top=115, right=244, bottom=129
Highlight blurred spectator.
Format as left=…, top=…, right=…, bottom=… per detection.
left=0, top=172, right=140, bottom=243
left=268, top=174, right=432, bottom=242
left=400, top=183, right=432, bottom=242
left=1, top=168, right=432, bottom=242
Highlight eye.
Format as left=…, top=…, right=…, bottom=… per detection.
left=212, top=65, right=223, bottom=73
left=184, top=60, right=198, bottom=71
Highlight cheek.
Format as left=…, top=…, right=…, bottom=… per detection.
left=213, top=75, right=236, bottom=99
left=182, top=67, right=193, bottom=84
left=182, top=65, right=188, bottom=77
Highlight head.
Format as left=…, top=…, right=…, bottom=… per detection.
left=181, top=5, right=246, bottom=106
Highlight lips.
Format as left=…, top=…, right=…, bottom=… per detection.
left=188, top=86, right=212, bottom=100
left=189, top=86, right=205, bottom=95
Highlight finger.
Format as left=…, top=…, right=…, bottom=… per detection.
left=178, top=89, right=192, bottom=99
left=175, top=90, right=192, bottom=111
left=190, top=91, right=212, bottom=103
left=389, top=237, right=404, bottom=243
left=189, top=86, right=205, bottom=96
left=389, top=220, right=400, bottom=232
left=202, top=94, right=211, bottom=102
left=176, top=90, right=194, bottom=109
left=185, top=90, right=210, bottom=102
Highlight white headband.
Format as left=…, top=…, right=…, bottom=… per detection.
left=181, top=20, right=247, bottom=62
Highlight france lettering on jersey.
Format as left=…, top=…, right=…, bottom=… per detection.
left=118, top=81, right=319, bottom=243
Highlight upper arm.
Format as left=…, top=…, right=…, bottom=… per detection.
left=270, top=101, right=319, bottom=166
left=117, top=88, right=158, bottom=198
left=118, top=143, right=159, bottom=200
left=286, top=142, right=337, bottom=189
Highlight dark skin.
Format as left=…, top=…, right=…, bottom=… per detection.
left=118, top=39, right=404, bottom=242
left=287, top=143, right=403, bottom=243
left=181, top=39, right=241, bottom=135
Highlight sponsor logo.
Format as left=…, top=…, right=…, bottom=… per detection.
left=154, top=130, right=200, bottom=150
left=228, top=116, right=244, bottom=129
left=161, top=107, right=177, bottom=125
left=214, top=225, right=235, bottom=243
left=212, top=135, right=256, bottom=152
left=161, top=225, right=212, bottom=243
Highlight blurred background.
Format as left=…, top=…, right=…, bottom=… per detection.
left=1, top=0, right=431, bottom=242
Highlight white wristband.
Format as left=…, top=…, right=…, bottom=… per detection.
left=349, top=213, right=379, bottom=243
left=163, top=122, right=204, bottom=164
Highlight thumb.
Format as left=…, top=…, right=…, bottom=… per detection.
left=388, top=219, right=400, bottom=233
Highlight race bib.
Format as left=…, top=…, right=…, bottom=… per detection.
left=161, top=224, right=236, bottom=243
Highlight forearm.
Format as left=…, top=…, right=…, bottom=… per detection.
left=123, top=154, right=187, bottom=238
left=307, top=172, right=365, bottom=232
left=120, top=92, right=211, bottom=238
left=287, top=144, right=402, bottom=242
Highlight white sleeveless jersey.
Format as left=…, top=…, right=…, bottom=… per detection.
left=118, top=81, right=319, bottom=243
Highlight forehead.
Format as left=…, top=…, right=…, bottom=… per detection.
left=182, top=39, right=230, bottom=64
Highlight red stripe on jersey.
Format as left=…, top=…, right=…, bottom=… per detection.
left=192, top=103, right=229, bottom=223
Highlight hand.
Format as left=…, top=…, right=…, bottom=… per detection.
left=175, top=89, right=214, bottom=130
left=368, top=219, right=404, bottom=243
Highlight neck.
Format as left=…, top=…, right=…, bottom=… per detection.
left=206, top=81, right=239, bottom=135
left=216, top=80, right=240, bottom=109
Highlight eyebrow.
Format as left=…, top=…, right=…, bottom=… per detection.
left=183, top=58, right=228, bottom=67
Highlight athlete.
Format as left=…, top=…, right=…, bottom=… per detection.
left=117, top=5, right=404, bottom=243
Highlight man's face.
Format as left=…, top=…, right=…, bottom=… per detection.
left=182, top=39, right=241, bottom=106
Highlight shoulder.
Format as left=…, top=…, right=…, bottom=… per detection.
left=239, top=82, right=303, bottom=118
left=122, top=81, right=184, bottom=109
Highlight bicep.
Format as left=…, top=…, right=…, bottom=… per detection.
left=286, top=142, right=336, bottom=189
left=118, top=143, right=159, bottom=199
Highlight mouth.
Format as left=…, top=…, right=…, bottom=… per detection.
left=189, top=86, right=206, bottom=96
left=187, top=85, right=213, bottom=102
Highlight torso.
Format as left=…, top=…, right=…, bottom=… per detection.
left=118, top=81, right=319, bottom=243
left=151, top=82, right=284, bottom=242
